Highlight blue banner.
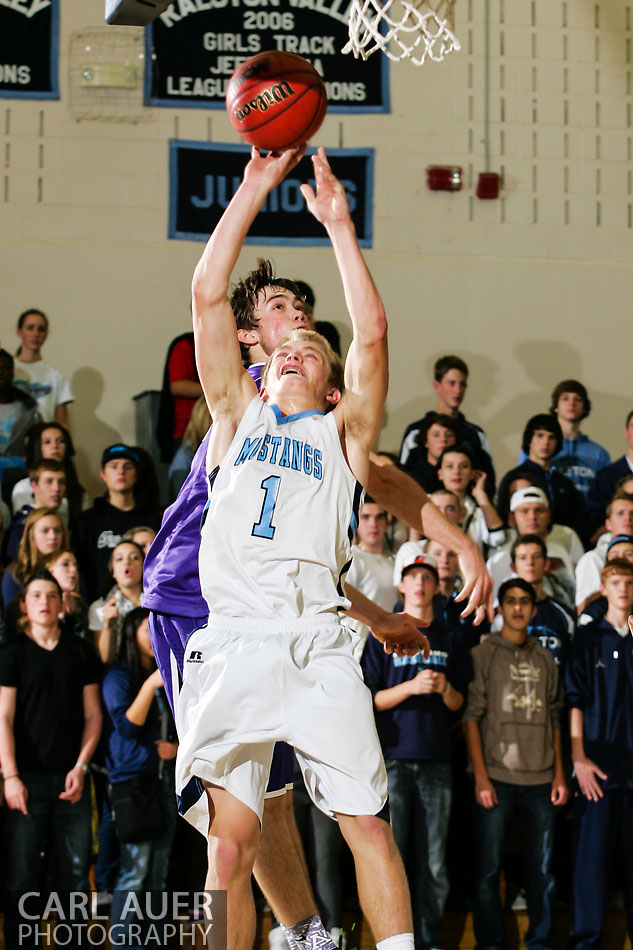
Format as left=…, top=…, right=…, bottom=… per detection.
left=169, top=141, right=374, bottom=246
left=146, top=0, right=389, bottom=113
left=0, top=0, right=59, bottom=99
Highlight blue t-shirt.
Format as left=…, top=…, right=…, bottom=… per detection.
left=361, top=619, right=473, bottom=762
left=518, top=434, right=610, bottom=500
left=101, top=663, right=160, bottom=783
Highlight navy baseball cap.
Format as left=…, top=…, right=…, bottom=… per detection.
left=101, top=443, right=139, bottom=468
left=607, top=534, right=633, bottom=555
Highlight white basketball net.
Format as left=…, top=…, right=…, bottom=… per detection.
left=343, top=0, right=460, bottom=65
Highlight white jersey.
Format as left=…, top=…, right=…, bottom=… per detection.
left=199, top=395, right=363, bottom=620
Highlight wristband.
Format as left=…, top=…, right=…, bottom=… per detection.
left=75, top=763, right=89, bottom=774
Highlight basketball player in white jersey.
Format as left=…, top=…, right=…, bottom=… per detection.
left=176, top=144, right=419, bottom=950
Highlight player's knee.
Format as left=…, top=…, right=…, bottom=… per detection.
left=343, top=813, right=398, bottom=861
left=208, top=831, right=259, bottom=884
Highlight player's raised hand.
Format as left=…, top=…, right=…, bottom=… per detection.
left=300, top=147, right=351, bottom=226
left=244, top=144, right=306, bottom=191
left=454, top=542, right=495, bottom=624
left=369, top=610, right=430, bottom=659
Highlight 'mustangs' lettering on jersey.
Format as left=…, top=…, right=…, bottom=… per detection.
left=234, top=434, right=322, bottom=480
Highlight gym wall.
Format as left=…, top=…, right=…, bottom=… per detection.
left=1, top=0, right=630, bottom=498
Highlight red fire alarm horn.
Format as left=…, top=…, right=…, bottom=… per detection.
left=476, top=172, right=501, bottom=199
left=426, top=166, right=463, bottom=192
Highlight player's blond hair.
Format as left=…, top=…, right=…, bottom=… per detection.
left=262, top=329, right=345, bottom=398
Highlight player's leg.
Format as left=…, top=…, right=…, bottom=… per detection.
left=256, top=791, right=316, bottom=924
left=289, top=620, right=413, bottom=946
left=204, top=783, right=261, bottom=949
left=337, top=811, right=413, bottom=943
left=255, top=743, right=336, bottom=950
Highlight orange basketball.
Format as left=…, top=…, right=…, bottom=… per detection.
left=226, top=51, right=327, bottom=151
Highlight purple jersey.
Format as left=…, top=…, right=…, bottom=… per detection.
left=143, top=363, right=264, bottom=618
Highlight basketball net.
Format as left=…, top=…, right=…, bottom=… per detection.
left=343, top=0, right=460, bottom=65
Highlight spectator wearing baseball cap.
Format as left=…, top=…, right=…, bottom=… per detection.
left=73, top=444, right=160, bottom=602
left=486, top=487, right=579, bottom=607
left=361, top=551, right=472, bottom=950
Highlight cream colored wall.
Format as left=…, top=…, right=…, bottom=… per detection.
left=1, top=0, right=631, bottom=500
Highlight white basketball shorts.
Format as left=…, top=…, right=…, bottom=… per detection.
left=175, top=613, right=387, bottom=836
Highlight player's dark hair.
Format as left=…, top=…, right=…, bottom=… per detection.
left=511, top=533, right=548, bottom=562
left=498, top=577, right=536, bottom=606
left=118, top=607, right=154, bottom=690
left=230, top=259, right=303, bottom=364
left=550, top=379, right=591, bottom=420
left=17, top=308, right=48, bottom=331
left=0, top=348, right=14, bottom=367
left=521, top=414, right=563, bottom=457
left=294, top=280, right=315, bottom=310
left=626, top=410, right=633, bottom=428
left=417, top=413, right=460, bottom=450
left=434, top=355, right=469, bottom=383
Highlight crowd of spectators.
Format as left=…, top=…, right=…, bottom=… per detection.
left=0, top=308, right=630, bottom=950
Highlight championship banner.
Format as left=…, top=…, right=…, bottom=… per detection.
left=169, top=141, right=374, bottom=246
left=145, top=0, right=389, bottom=113
left=0, top=0, right=59, bottom=99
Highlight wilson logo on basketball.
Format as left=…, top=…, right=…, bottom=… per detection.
left=233, top=80, right=297, bottom=122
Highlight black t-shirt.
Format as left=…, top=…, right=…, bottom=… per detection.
left=0, top=632, right=102, bottom=775
left=74, top=498, right=160, bottom=601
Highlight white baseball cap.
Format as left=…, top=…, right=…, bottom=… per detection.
left=510, top=486, right=549, bottom=512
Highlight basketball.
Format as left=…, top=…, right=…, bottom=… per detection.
left=225, top=51, right=327, bottom=151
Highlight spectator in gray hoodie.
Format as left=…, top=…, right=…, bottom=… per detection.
left=463, top=578, right=567, bottom=950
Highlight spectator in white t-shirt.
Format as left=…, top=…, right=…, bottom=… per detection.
left=346, top=497, right=397, bottom=658
left=486, top=486, right=578, bottom=607
left=12, top=309, right=73, bottom=427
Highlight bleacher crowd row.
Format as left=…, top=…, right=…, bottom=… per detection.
left=0, top=311, right=631, bottom=950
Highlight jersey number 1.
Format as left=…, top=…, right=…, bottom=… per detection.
left=252, top=475, right=281, bottom=539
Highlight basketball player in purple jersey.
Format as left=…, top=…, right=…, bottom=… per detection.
left=144, top=146, right=493, bottom=945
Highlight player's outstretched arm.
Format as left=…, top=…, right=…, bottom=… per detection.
left=367, top=453, right=494, bottom=623
left=192, top=146, right=306, bottom=418
left=300, top=147, right=387, bottom=481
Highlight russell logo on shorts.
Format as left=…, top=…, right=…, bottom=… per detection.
left=187, top=650, right=203, bottom=664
